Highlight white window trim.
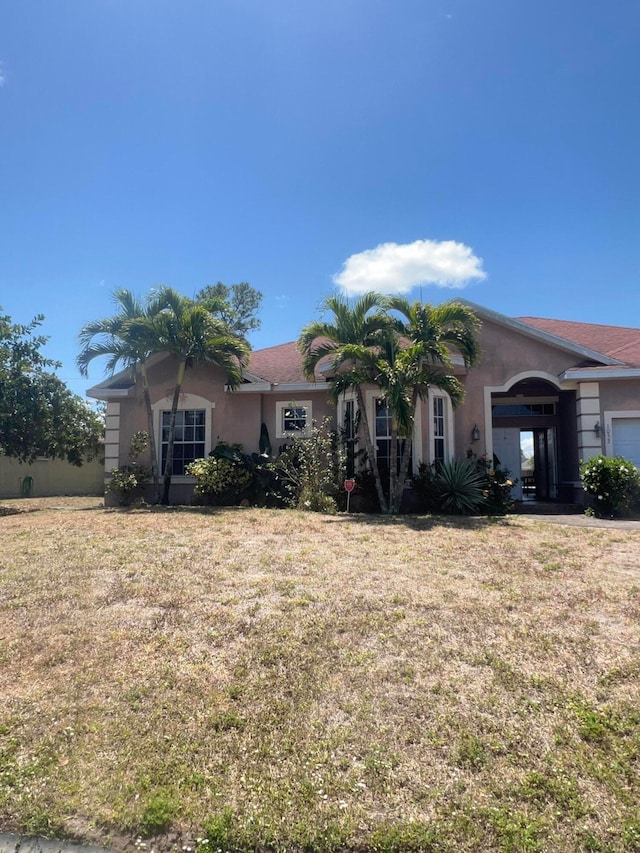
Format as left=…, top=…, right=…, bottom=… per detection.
left=364, top=389, right=422, bottom=475
left=152, top=393, right=214, bottom=481
left=427, top=388, right=454, bottom=464
left=275, top=400, right=313, bottom=439
left=337, top=390, right=358, bottom=436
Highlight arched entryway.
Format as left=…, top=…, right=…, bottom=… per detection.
left=486, top=374, right=578, bottom=503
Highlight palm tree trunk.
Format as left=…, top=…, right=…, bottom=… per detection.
left=355, top=387, right=389, bottom=514
left=389, top=420, right=399, bottom=513
left=161, top=360, right=186, bottom=505
left=140, top=363, right=160, bottom=503
left=392, top=389, right=418, bottom=513
left=394, top=435, right=413, bottom=513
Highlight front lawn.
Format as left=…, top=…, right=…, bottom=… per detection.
left=1, top=500, right=639, bottom=851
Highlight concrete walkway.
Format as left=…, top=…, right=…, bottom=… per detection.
left=0, top=836, right=115, bottom=853
left=516, top=512, right=640, bottom=530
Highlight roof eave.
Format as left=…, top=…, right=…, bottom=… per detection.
left=237, top=381, right=327, bottom=394
left=87, top=386, right=135, bottom=400
left=560, top=367, right=640, bottom=381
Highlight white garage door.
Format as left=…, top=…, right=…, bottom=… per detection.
left=612, top=418, right=640, bottom=467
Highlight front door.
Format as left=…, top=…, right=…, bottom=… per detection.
left=492, top=428, right=522, bottom=500
left=534, top=427, right=558, bottom=500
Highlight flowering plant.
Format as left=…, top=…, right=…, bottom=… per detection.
left=580, top=455, right=640, bottom=517
left=473, top=452, right=516, bottom=515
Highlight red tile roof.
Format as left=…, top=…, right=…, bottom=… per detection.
left=247, top=341, right=327, bottom=384
left=517, top=317, right=640, bottom=367
left=246, top=316, right=640, bottom=386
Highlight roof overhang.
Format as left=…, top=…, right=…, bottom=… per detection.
left=234, top=381, right=325, bottom=394
left=560, top=367, right=640, bottom=382
left=87, top=386, right=134, bottom=400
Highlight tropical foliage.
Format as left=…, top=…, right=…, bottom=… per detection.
left=413, top=455, right=515, bottom=516
left=1, top=308, right=103, bottom=464
left=431, top=457, right=487, bottom=514
left=299, top=292, right=392, bottom=511
left=125, top=288, right=250, bottom=503
left=477, top=457, right=516, bottom=515
left=298, top=293, right=481, bottom=513
left=79, top=286, right=252, bottom=504
left=78, top=288, right=172, bottom=500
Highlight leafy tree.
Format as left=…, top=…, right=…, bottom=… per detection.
left=195, top=282, right=262, bottom=337
left=127, top=287, right=250, bottom=504
left=77, top=288, right=173, bottom=502
left=0, top=309, right=103, bottom=464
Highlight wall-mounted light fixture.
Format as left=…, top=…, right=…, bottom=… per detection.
left=594, top=422, right=601, bottom=438
left=471, top=424, right=480, bottom=442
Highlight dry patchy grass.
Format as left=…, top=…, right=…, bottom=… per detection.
left=1, top=500, right=639, bottom=852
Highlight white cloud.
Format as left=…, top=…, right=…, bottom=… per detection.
left=333, top=238, right=486, bottom=296
left=0, top=62, right=5, bottom=87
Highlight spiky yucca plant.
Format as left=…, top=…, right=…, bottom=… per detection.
left=435, top=458, right=486, bottom=515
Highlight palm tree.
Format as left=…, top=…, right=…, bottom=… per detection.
left=77, top=288, right=171, bottom=502
left=299, top=292, right=395, bottom=512
left=385, top=298, right=481, bottom=512
left=299, top=294, right=481, bottom=514
left=127, top=287, right=250, bottom=504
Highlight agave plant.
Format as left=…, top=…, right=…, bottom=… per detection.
left=435, top=458, right=486, bottom=515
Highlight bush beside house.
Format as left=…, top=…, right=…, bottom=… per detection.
left=580, top=455, right=640, bottom=517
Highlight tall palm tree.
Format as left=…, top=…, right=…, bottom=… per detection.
left=299, top=292, right=395, bottom=512
left=385, top=298, right=481, bottom=512
left=77, top=288, right=171, bottom=502
left=127, top=287, right=250, bottom=504
left=299, top=294, right=481, bottom=514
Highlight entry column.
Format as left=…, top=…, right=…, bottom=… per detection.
left=576, top=382, right=602, bottom=462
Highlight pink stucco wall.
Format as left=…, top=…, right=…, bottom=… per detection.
left=452, top=318, right=589, bottom=456
left=117, top=355, right=334, bottom=464
left=600, top=379, right=640, bottom=412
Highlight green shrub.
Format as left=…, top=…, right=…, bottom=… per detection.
left=187, top=441, right=289, bottom=507
left=474, top=454, right=515, bottom=515
left=412, top=462, right=440, bottom=513
left=107, top=431, right=150, bottom=506
left=273, top=419, right=346, bottom=512
left=187, top=456, right=253, bottom=505
left=580, top=454, right=640, bottom=517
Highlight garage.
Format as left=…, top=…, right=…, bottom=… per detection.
left=612, top=418, right=640, bottom=467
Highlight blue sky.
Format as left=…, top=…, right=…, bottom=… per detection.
left=1, top=0, right=639, bottom=398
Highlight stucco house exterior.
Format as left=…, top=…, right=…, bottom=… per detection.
left=87, top=301, right=640, bottom=506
